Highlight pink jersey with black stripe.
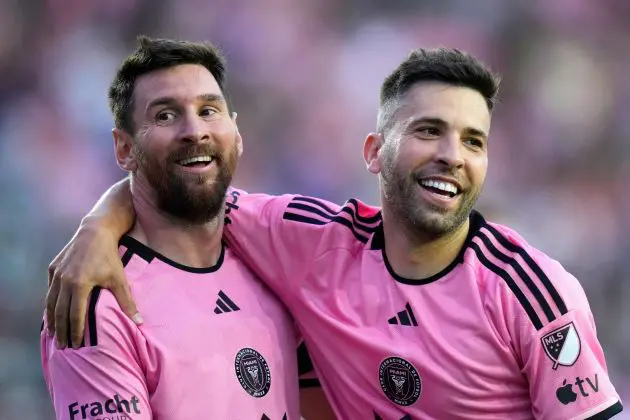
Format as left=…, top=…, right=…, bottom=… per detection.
left=224, top=188, right=622, bottom=420
left=41, top=235, right=301, bottom=420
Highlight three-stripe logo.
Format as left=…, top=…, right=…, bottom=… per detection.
left=388, top=303, right=418, bottom=327
left=214, top=290, right=240, bottom=314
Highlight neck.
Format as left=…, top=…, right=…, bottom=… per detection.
left=129, top=178, right=224, bottom=269
left=380, top=207, right=470, bottom=281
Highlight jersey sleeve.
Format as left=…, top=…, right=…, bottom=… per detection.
left=506, top=254, right=622, bottom=419
left=223, top=188, right=381, bottom=302
left=40, top=288, right=152, bottom=420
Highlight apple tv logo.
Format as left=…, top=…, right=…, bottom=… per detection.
left=556, top=374, right=599, bottom=405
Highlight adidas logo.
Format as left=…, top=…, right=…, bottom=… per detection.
left=214, top=290, right=240, bottom=314
left=387, top=303, right=418, bottom=327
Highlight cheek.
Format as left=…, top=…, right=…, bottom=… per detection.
left=468, top=154, right=488, bottom=186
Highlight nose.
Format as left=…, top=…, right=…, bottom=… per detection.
left=435, top=132, right=465, bottom=169
left=179, top=112, right=209, bottom=143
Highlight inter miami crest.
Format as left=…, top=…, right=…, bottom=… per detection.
left=235, top=348, right=271, bottom=397
left=541, top=322, right=581, bottom=370
left=379, top=357, right=421, bottom=406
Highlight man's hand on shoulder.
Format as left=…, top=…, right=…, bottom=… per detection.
left=46, top=217, right=142, bottom=349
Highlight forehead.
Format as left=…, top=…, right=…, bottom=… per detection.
left=395, top=82, right=491, bottom=133
left=133, top=64, right=223, bottom=106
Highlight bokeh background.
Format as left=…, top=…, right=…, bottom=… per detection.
left=1, top=0, right=629, bottom=418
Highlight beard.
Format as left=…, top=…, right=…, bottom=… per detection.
left=381, top=154, right=481, bottom=240
left=134, top=142, right=238, bottom=225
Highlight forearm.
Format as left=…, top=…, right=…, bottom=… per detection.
left=81, top=177, right=135, bottom=236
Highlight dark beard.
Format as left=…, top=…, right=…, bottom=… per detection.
left=381, top=159, right=479, bottom=240
left=135, top=143, right=238, bottom=225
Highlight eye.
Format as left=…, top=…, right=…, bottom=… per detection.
left=156, top=110, right=176, bottom=123
left=464, top=138, right=484, bottom=148
left=200, top=106, right=219, bottom=117
left=417, top=127, right=441, bottom=137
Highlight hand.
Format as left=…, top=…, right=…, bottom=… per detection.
left=46, top=218, right=142, bottom=349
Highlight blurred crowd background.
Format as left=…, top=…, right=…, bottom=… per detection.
left=1, top=0, right=629, bottom=418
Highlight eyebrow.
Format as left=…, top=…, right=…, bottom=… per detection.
left=146, top=93, right=226, bottom=111
left=409, top=116, right=488, bottom=139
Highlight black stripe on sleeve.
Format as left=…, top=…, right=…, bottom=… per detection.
left=477, top=231, right=556, bottom=324
left=283, top=212, right=370, bottom=243
left=470, top=242, right=543, bottom=330
left=484, top=224, right=568, bottom=315
left=87, top=287, right=103, bottom=347
left=287, top=202, right=375, bottom=235
left=585, top=401, right=623, bottom=419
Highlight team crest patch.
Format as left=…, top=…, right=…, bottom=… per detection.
left=235, top=348, right=271, bottom=397
left=541, top=322, right=581, bottom=370
left=379, top=357, right=421, bottom=406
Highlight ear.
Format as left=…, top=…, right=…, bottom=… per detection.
left=113, top=128, right=138, bottom=172
left=363, top=132, right=383, bottom=174
left=232, top=112, right=243, bottom=157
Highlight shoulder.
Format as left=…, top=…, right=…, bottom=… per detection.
left=466, top=214, right=588, bottom=332
left=227, top=187, right=383, bottom=249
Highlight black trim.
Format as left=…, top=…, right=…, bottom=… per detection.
left=287, top=202, right=376, bottom=235
left=585, top=401, right=623, bottom=419
left=283, top=212, right=371, bottom=243
left=87, top=287, right=102, bottom=347
left=299, top=378, right=321, bottom=388
left=293, top=196, right=382, bottom=225
left=120, top=248, right=134, bottom=267
left=297, top=342, right=314, bottom=376
left=477, top=231, right=557, bottom=323
left=471, top=242, right=543, bottom=330
left=119, top=235, right=225, bottom=274
left=375, top=210, right=486, bottom=285
left=484, top=224, right=567, bottom=315
left=40, top=319, right=44, bottom=332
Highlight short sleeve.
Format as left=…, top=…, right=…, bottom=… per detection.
left=516, top=262, right=622, bottom=419
left=40, top=288, right=152, bottom=420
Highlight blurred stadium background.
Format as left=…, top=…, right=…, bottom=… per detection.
left=1, top=0, right=629, bottom=418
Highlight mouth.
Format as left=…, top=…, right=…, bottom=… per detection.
left=176, top=155, right=214, bottom=169
left=417, top=178, right=461, bottom=199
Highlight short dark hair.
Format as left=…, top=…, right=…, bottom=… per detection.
left=377, top=48, right=500, bottom=133
left=108, top=36, right=228, bottom=133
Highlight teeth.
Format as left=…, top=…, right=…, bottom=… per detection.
left=179, top=155, right=213, bottom=166
left=420, top=179, right=458, bottom=194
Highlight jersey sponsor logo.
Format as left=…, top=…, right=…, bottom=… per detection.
left=556, top=374, right=599, bottom=405
left=387, top=303, right=418, bottom=327
left=379, top=357, right=421, bottom=406
left=214, top=290, right=240, bottom=314
left=68, top=394, right=141, bottom=420
left=541, top=322, right=581, bottom=369
left=235, top=348, right=271, bottom=398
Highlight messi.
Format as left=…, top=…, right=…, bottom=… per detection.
left=68, top=394, right=141, bottom=420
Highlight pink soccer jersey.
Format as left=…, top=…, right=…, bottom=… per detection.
left=41, top=235, right=302, bottom=420
left=224, top=188, right=623, bottom=420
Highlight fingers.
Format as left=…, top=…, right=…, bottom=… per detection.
left=69, top=284, right=90, bottom=349
left=45, top=273, right=61, bottom=336
left=111, top=271, right=143, bottom=325
left=54, top=282, right=71, bottom=349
